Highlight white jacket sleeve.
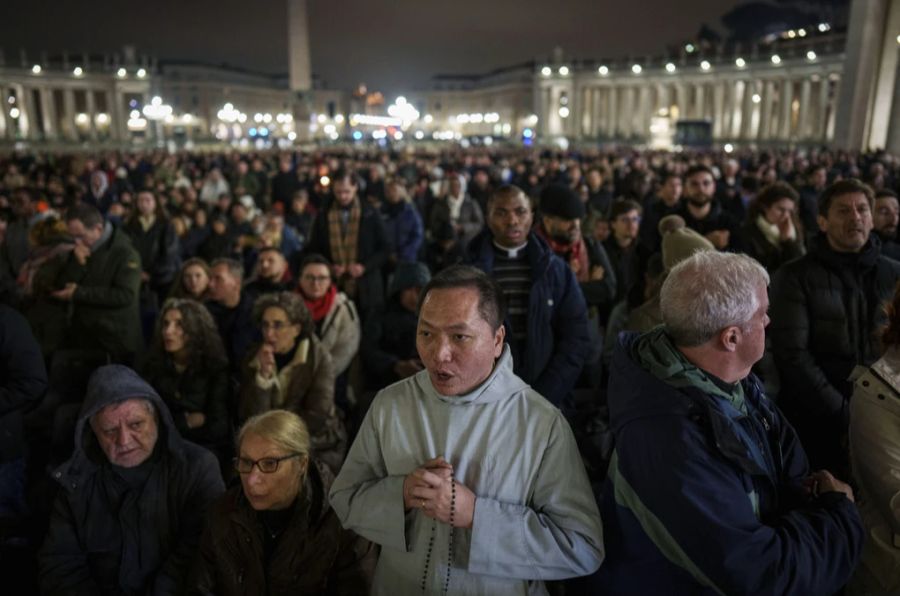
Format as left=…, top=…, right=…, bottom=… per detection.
left=329, top=401, right=409, bottom=552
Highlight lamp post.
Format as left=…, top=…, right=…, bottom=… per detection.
left=142, top=96, right=172, bottom=147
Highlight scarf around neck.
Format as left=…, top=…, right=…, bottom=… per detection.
left=304, top=284, right=337, bottom=322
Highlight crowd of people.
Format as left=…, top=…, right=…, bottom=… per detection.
left=0, top=143, right=898, bottom=593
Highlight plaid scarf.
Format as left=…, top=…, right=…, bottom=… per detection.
left=328, top=198, right=361, bottom=296
left=536, top=224, right=590, bottom=282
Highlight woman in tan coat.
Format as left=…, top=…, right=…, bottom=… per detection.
left=239, top=292, right=346, bottom=473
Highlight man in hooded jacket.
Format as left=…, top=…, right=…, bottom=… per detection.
left=38, top=364, right=224, bottom=595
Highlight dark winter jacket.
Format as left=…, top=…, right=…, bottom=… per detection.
left=466, top=230, right=591, bottom=409
left=770, top=234, right=900, bottom=470
left=123, top=217, right=181, bottom=291
left=0, top=304, right=47, bottom=461
left=39, top=365, right=224, bottom=596
left=381, top=200, right=424, bottom=262
left=54, top=223, right=142, bottom=359
left=305, top=201, right=389, bottom=315
left=596, top=332, right=864, bottom=595
left=737, top=218, right=805, bottom=273
left=188, top=460, right=374, bottom=596
left=141, top=356, right=231, bottom=448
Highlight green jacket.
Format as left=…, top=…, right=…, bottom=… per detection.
left=56, top=225, right=142, bottom=358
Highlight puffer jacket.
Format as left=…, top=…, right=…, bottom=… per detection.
left=39, top=365, right=224, bottom=596
left=188, top=460, right=375, bottom=596
left=770, top=233, right=900, bottom=469
left=316, top=291, right=361, bottom=376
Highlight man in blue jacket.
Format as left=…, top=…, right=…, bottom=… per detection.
left=466, top=184, right=590, bottom=414
left=597, top=250, right=863, bottom=595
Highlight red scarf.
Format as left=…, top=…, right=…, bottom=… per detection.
left=536, top=224, right=590, bottom=282
left=304, top=284, right=337, bottom=322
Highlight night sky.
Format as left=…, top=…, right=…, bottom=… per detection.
left=6, top=0, right=746, bottom=93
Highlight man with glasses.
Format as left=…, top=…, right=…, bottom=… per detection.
left=604, top=199, right=652, bottom=306
left=39, top=365, right=223, bottom=595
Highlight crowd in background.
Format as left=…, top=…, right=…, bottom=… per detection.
left=0, top=143, right=899, bottom=593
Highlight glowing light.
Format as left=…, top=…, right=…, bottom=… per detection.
left=735, top=57, right=746, bottom=68
left=540, top=66, right=552, bottom=76
left=287, top=131, right=297, bottom=141
left=685, top=43, right=695, bottom=53
left=31, top=64, right=42, bottom=74
left=393, top=131, right=403, bottom=140
left=75, top=113, right=89, bottom=125
left=700, top=60, right=711, bottom=71
left=787, top=30, right=797, bottom=39
left=423, top=114, right=433, bottom=124
left=151, top=96, right=162, bottom=106
left=136, top=68, right=147, bottom=78
left=752, top=93, right=762, bottom=103
left=352, top=130, right=363, bottom=140
left=334, top=114, right=344, bottom=123
left=116, top=68, right=127, bottom=78
left=254, top=113, right=263, bottom=123
left=414, top=130, right=424, bottom=139
left=771, top=54, right=782, bottom=65
left=263, top=113, right=272, bottom=123
left=558, top=66, right=569, bottom=76
left=396, top=96, right=407, bottom=106
left=724, top=143, right=734, bottom=153
left=631, top=64, right=642, bottom=74
left=598, top=65, right=609, bottom=76
left=320, top=176, right=331, bottom=186
left=558, top=106, right=570, bottom=118
left=349, top=114, right=403, bottom=127
left=818, top=23, right=830, bottom=33
left=316, top=114, right=327, bottom=124
left=797, top=28, right=807, bottom=37
left=73, top=66, right=83, bottom=77
left=9, top=107, right=20, bottom=119
left=129, top=109, right=141, bottom=119
left=522, top=128, right=534, bottom=139
left=484, top=112, right=500, bottom=123
left=323, top=124, right=336, bottom=134
left=665, top=63, right=676, bottom=73
left=95, top=113, right=110, bottom=125
left=372, top=129, right=387, bottom=139
left=806, top=50, right=817, bottom=61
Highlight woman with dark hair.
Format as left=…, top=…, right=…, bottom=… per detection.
left=188, top=410, right=374, bottom=595
left=141, top=298, right=231, bottom=452
left=848, top=282, right=900, bottom=594
left=168, top=257, right=212, bottom=301
left=737, top=182, right=806, bottom=272
left=239, top=292, right=345, bottom=472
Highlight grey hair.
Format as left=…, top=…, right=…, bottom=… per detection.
left=660, top=251, right=769, bottom=347
left=90, top=397, right=157, bottom=430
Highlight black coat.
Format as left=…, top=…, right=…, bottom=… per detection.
left=305, top=201, right=389, bottom=315
left=0, top=305, right=48, bottom=461
left=124, top=218, right=181, bottom=289
left=736, top=219, right=806, bottom=273
left=141, top=356, right=231, bottom=448
left=360, top=298, right=418, bottom=391
left=39, top=365, right=224, bottom=596
left=770, top=234, right=900, bottom=470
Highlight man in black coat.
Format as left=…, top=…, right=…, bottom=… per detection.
left=770, top=179, right=900, bottom=474
left=305, top=170, right=389, bottom=318
left=38, top=365, right=224, bottom=595
left=678, top=165, right=739, bottom=252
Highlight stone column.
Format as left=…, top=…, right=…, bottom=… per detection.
left=758, top=81, right=776, bottom=140
left=85, top=89, right=98, bottom=141
left=779, top=79, right=794, bottom=140
left=797, top=78, right=812, bottom=140
left=834, top=0, right=900, bottom=149
left=818, top=78, right=831, bottom=141
left=62, top=88, right=77, bottom=140
left=39, top=87, right=57, bottom=140
left=740, top=81, right=755, bottom=140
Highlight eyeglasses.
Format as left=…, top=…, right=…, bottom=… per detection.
left=233, top=453, right=301, bottom=474
left=261, top=320, right=293, bottom=331
left=302, top=274, right=331, bottom=284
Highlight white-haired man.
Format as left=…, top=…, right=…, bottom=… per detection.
left=595, top=251, right=863, bottom=595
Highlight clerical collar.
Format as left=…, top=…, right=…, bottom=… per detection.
left=493, top=239, right=528, bottom=258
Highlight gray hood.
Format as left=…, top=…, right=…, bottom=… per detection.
left=52, top=364, right=183, bottom=490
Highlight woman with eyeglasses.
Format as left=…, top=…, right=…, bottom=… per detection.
left=188, top=410, right=374, bottom=595
left=298, top=254, right=361, bottom=418
left=238, top=292, right=346, bottom=473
